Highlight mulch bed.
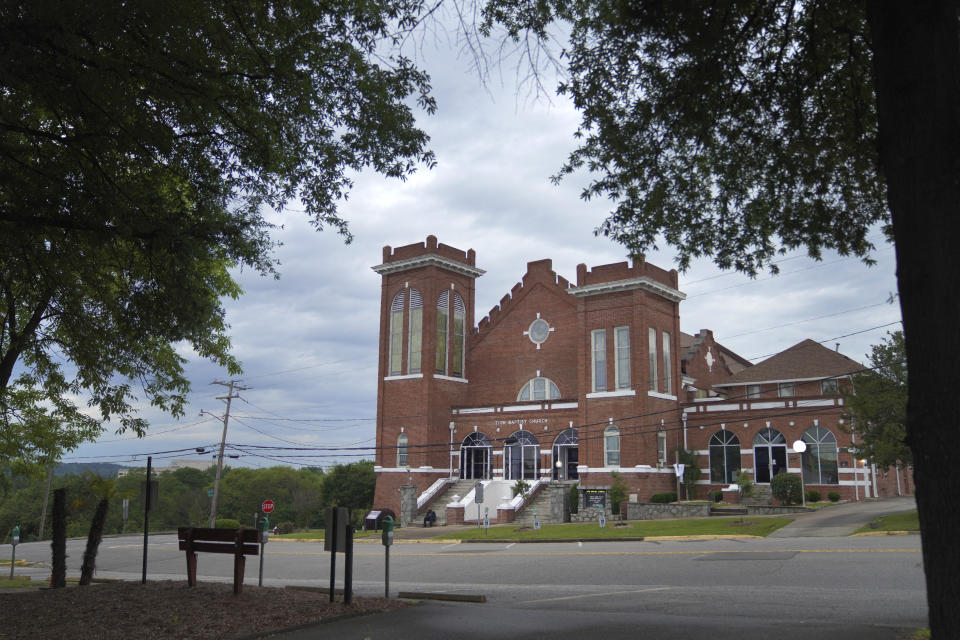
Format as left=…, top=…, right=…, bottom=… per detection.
left=0, top=580, right=407, bottom=640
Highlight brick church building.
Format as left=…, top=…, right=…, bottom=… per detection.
left=371, top=236, right=911, bottom=526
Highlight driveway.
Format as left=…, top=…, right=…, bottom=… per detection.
left=769, top=496, right=917, bottom=537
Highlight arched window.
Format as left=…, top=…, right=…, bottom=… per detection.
left=397, top=433, right=408, bottom=467
left=461, top=432, right=492, bottom=479
left=389, top=291, right=405, bottom=376
left=604, top=425, right=620, bottom=467
left=801, top=426, right=839, bottom=485
left=435, top=290, right=449, bottom=373
left=517, top=377, right=562, bottom=401
left=451, top=293, right=465, bottom=377
left=408, top=289, right=422, bottom=374
left=753, top=428, right=787, bottom=484
left=505, top=430, right=540, bottom=479
left=552, top=428, right=579, bottom=480
left=709, top=430, right=741, bottom=483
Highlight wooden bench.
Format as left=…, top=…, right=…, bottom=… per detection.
left=178, top=527, right=259, bottom=594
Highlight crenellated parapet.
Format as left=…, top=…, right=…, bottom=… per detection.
left=570, top=255, right=684, bottom=302
left=372, top=235, right=484, bottom=278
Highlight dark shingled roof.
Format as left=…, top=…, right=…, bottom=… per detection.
left=716, top=339, right=864, bottom=386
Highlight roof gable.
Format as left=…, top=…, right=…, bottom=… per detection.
left=716, top=339, right=864, bottom=386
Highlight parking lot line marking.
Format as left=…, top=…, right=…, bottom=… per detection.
left=520, top=587, right=673, bottom=605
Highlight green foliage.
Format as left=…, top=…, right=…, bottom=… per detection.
left=322, top=461, right=375, bottom=514
left=609, top=472, right=628, bottom=515
left=707, top=490, right=723, bottom=503
left=674, top=447, right=702, bottom=500
left=805, top=490, right=822, bottom=503
left=214, top=519, right=242, bottom=529
left=511, top=478, right=530, bottom=497
left=771, top=473, right=803, bottom=505
left=828, top=491, right=841, bottom=503
left=843, top=331, right=910, bottom=468
left=484, top=2, right=885, bottom=275
left=568, top=483, right=579, bottom=514
left=0, top=0, right=436, bottom=465
left=651, top=493, right=677, bottom=504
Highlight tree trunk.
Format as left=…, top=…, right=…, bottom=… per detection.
left=79, top=498, right=109, bottom=586
left=867, top=2, right=960, bottom=636
left=50, top=488, right=66, bottom=588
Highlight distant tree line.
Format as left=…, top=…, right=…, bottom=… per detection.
left=0, top=461, right=375, bottom=542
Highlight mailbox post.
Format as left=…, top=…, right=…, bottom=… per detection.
left=381, top=516, right=394, bottom=598
left=9, top=525, right=19, bottom=579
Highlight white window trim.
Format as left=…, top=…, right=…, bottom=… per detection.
left=647, top=390, right=678, bottom=401
left=435, top=374, right=469, bottom=383
left=586, top=389, right=636, bottom=399
left=384, top=373, right=424, bottom=381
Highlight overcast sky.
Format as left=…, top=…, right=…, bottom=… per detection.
left=64, top=23, right=902, bottom=471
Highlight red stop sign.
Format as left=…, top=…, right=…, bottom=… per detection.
left=261, top=499, right=275, bottom=514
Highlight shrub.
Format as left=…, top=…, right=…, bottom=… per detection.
left=827, top=491, right=841, bottom=502
left=770, top=473, right=803, bottom=505
left=707, top=490, right=723, bottom=503
left=735, top=471, right=754, bottom=500
left=651, top=492, right=678, bottom=504
left=512, top=478, right=530, bottom=497
left=277, top=521, right=295, bottom=534
left=805, top=490, right=822, bottom=503
left=214, top=518, right=242, bottom=529
left=568, top=484, right=579, bottom=514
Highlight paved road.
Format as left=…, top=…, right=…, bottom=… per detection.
left=5, top=497, right=925, bottom=639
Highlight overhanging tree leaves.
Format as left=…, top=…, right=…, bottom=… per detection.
left=485, top=0, right=958, bottom=634
left=844, top=331, right=908, bottom=469
left=0, top=0, right=436, bottom=463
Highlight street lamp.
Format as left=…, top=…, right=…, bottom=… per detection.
left=793, top=440, right=807, bottom=507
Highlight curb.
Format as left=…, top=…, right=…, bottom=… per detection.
left=398, top=591, right=486, bottom=603
left=850, top=530, right=918, bottom=537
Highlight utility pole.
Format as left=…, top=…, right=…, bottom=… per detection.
left=203, top=379, right=248, bottom=528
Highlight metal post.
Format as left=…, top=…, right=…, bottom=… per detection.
left=384, top=544, right=390, bottom=598
left=328, top=509, right=337, bottom=603
left=344, top=524, right=353, bottom=605
left=258, top=521, right=266, bottom=587
left=9, top=526, right=18, bottom=579
left=142, top=456, right=151, bottom=584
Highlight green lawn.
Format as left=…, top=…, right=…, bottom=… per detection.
left=273, top=529, right=379, bottom=541
left=855, top=509, right=919, bottom=534
left=432, top=517, right=794, bottom=541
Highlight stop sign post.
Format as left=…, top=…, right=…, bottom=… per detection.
left=261, top=499, right=274, bottom=514
left=258, top=500, right=274, bottom=587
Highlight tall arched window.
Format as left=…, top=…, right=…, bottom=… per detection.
left=389, top=291, right=405, bottom=376
left=801, top=426, right=839, bottom=485
left=461, top=432, right=492, bottom=479
left=517, top=377, right=561, bottom=401
left=709, top=430, right=741, bottom=483
left=435, top=290, right=449, bottom=373
left=604, top=425, right=620, bottom=467
left=408, top=289, right=422, bottom=373
left=397, top=433, right=408, bottom=467
left=451, top=293, right=465, bottom=377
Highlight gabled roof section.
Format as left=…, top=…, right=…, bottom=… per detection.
left=715, top=339, right=864, bottom=386
left=474, top=259, right=574, bottom=342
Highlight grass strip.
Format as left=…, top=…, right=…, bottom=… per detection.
left=432, top=517, right=793, bottom=541
left=854, top=509, right=919, bottom=534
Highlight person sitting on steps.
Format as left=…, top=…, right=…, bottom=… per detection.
left=423, top=509, right=437, bottom=527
